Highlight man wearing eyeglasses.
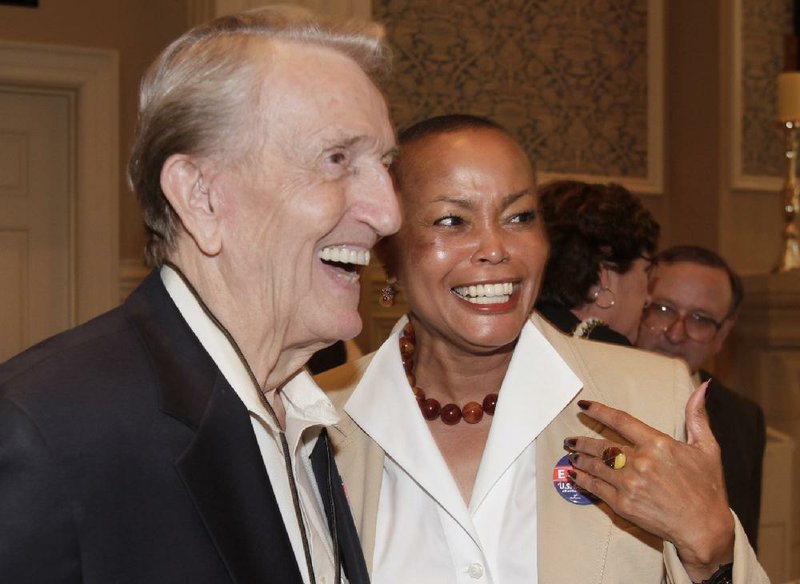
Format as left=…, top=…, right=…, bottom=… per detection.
left=637, top=245, right=766, bottom=551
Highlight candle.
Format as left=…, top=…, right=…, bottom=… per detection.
left=778, top=72, right=800, bottom=120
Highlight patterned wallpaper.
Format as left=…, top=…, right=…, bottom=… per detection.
left=374, top=0, right=650, bottom=179
left=741, top=0, right=792, bottom=178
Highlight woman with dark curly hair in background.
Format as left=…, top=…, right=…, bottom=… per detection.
left=535, top=180, right=659, bottom=344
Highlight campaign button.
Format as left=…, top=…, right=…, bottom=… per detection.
left=552, top=454, right=598, bottom=506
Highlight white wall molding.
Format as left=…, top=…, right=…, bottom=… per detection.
left=0, top=41, right=119, bottom=323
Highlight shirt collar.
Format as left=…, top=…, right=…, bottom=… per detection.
left=160, top=264, right=339, bottom=435
left=471, top=319, right=582, bottom=510
left=345, top=316, right=582, bottom=515
left=347, top=316, right=581, bottom=436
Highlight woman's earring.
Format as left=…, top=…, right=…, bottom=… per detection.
left=379, top=278, right=397, bottom=307
left=591, top=286, right=616, bottom=309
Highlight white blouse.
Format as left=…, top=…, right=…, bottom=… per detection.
left=345, top=321, right=582, bottom=584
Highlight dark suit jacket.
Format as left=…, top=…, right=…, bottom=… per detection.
left=700, top=371, right=766, bottom=551
left=0, top=271, right=368, bottom=583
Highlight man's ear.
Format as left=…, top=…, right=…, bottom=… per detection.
left=712, top=314, right=736, bottom=354
left=160, top=154, right=222, bottom=256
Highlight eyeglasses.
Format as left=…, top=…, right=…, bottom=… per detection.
left=641, top=302, right=726, bottom=343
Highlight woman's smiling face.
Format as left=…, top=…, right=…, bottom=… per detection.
left=384, top=127, right=549, bottom=354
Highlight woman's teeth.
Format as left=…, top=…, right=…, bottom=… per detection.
left=319, top=246, right=370, bottom=266
left=453, top=282, right=514, bottom=304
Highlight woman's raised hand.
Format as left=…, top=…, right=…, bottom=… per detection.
left=565, top=382, right=735, bottom=582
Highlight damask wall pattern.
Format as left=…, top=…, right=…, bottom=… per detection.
left=374, top=0, right=649, bottom=179
left=741, top=0, right=792, bottom=178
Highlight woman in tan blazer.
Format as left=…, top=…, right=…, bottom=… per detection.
left=317, top=114, right=767, bottom=584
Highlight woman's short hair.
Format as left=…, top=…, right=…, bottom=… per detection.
left=128, top=6, right=390, bottom=266
left=537, top=180, right=660, bottom=309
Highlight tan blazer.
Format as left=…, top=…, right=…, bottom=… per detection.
left=316, top=314, right=769, bottom=583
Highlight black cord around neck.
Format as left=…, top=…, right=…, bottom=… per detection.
left=162, top=261, right=329, bottom=584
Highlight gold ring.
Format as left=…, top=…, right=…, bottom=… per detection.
left=602, top=446, right=626, bottom=470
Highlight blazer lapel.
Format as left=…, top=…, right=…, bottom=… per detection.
left=176, top=377, right=303, bottom=584
left=533, top=315, right=615, bottom=584
left=533, top=315, right=666, bottom=583
left=318, top=354, right=385, bottom=573
left=125, top=271, right=303, bottom=584
left=535, top=401, right=615, bottom=583
left=310, top=430, right=371, bottom=584
left=327, top=407, right=384, bottom=575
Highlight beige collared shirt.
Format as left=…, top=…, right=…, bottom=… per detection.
left=161, top=265, right=345, bottom=584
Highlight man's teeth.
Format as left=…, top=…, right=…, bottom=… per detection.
left=453, top=282, right=514, bottom=305
left=319, top=246, right=370, bottom=266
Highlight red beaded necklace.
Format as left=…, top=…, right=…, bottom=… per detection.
left=399, top=321, right=499, bottom=425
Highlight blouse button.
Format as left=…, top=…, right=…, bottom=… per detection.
left=467, top=562, right=484, bottom=579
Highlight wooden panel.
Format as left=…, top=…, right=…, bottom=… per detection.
left=0, top=40, right=119, bottom=325
left=0, top=132, right=26, bottom=196
left=0, top=88, right=71, bottom=358
left=758, top=427, right=796, bottom=583
left=0, top=229, right=29, bottom=362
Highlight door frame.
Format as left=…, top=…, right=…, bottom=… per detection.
left=0, top=40, right=119, bottom=324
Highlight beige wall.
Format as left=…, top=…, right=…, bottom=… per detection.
left=0, top=0, right=188, bottom=263
left=621, top=1, right=785, bottom=277
left=664, top=0, right=785, bottom=276
left=1, top=1, right=788, bottom=276
left=663, top=0, right=723, bottom=253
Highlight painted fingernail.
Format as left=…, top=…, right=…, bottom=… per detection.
left=568, top=452, right=579, bottom=465
left=577, top=400, right=591, bottom=410
left=567, top=469, right=577, bottom=480
left=563, top=438, right=577, bottom=449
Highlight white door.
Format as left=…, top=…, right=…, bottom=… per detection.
left=0, top=87, right=72, bottom=362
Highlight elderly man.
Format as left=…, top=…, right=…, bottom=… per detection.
left=637, top=245, right=766, bottom=550
left=0, top=7, right=399, bottom=583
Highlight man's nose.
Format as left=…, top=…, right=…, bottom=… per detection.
left=665, top=316, right=688, bottom=343
left=361, top=164, right=401, bottom=237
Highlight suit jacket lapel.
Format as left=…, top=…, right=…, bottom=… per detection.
left=125, top=271, right=303, bottom=584
left=534, top=315, right=669, bottom=583
left=176, top=377, right=303, bottom=584
left=318, top=354, right=385, bottom=573
left=533, top=315, right=615, bottom=584
left=310, top=430, right=371, bottom=584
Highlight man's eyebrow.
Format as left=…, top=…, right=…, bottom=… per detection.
left=383, top=146, right=400, bottom=161
left=654, top=298, right=719, bottom=317
left=322, top=135, right=363, bottom=150
left=321, top=135, right=397, bottom=161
